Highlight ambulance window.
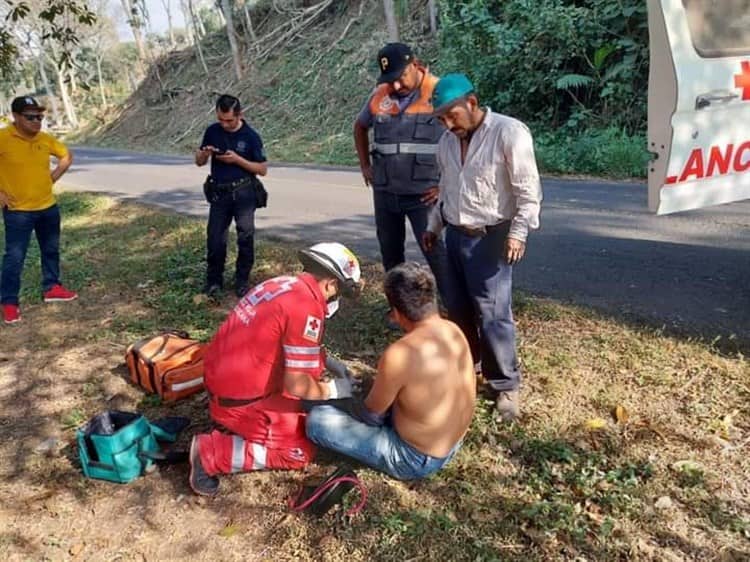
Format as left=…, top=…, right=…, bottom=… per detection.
left=683, top=0, right=750, bottom=57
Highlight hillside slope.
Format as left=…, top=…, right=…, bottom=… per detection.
left=82, top=1, right=437, bottom=166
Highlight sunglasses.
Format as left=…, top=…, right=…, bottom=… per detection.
left=21, top=114, right=44, bottom=122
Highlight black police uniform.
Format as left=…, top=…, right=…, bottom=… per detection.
left=200, top=121, right=266, bottom=295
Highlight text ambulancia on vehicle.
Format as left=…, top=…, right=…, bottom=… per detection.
left=648, top=0, right=750, bottom=214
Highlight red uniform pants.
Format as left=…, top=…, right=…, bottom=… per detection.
left=197, top=394, right=316, bottom=475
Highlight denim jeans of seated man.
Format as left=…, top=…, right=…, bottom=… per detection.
left=305, top=404, right=460, bottom=481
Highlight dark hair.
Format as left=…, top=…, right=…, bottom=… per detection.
left=216, top=94, right=241, bottom=114
left=384, top=262, right=438, bottom=322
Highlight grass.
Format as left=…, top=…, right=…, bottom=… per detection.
left=0, top=192, right=748, bottom=561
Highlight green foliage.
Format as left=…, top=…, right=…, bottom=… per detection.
left=0, top=0, right=97, bottom=78
left=437, top=0, right=648, bottom=134
left=197, top=6, right=223, bottom=34
left=535, top=126, right=649, bottom=178
left=556, top=74, right=595, bottom=90
left=501, top=427, right=655, bottom=547
left=74, top=0, right=651, bottom=179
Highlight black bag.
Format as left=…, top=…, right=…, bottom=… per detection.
left=288, top=466, right=367, bottom=517
left=252, top=176, right=268, bottom=209
left=202, top=176, right=220, bottom=204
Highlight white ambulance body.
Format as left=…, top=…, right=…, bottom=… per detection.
left=648, top=0, right=750, bottom=214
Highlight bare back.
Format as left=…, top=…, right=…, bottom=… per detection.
left=391, top=317, right=476, bottom=457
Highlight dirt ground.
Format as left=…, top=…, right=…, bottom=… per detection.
left=0, top=298, right=352, bottom=561
left=3, top=295, right=749, bottom=562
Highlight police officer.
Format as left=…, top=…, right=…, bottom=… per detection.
left=195, top=94, right=267, bottom=298
left=353, top=43, right=449, bottom=304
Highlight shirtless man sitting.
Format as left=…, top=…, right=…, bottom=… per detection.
left=305, top=262, right=475, bottom=480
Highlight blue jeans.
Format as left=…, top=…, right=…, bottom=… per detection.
left=442, top=223, right=521, bottom=392
left=206, top=185, right=256, bottom=289
left=306, top=404, right=460, bottom=480
left=372, top=190, right=450, bottom=301
left=1, top=205, right=62, bottom=305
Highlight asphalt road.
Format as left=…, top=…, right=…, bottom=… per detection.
left=64, top=146, right=750, bottom=346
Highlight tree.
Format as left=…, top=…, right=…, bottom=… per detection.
left=158, top=0, right=177, bottom=47
left=119, top=0, right=149, bottom=68
left=78, top=0, right=119, bottom=107
left=36, top=53, right=60, bottom=123
left=427, top=0, right=436, bottom=35
left=0, top=0, right=96, bottom=80
left=437, top=0, right=648, bottom=133
left=241, top=0, right=257, bottom=44
left=6, top=0, right=96, bottom=127
left=382, top=0, right=398, bottom=42
left=185, top=0, right=209, bottom=75
left=179, top=0, right=194, bottom=43
left=219, top=0, right=242, bottom=80
left=53, top=46, right=78, bottom=126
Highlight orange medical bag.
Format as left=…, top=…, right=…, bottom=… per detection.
left=126, top=330, right=206, bottom=402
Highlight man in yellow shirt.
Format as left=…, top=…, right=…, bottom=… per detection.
left=0, top=96, right=76, bottom=324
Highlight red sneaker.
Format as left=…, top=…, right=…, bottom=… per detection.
left=43, top=284, right=78, bottom=302
left=3, top=304, right=20, bottom=324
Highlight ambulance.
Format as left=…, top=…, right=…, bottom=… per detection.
left=647, top=0, right=750, bottom=214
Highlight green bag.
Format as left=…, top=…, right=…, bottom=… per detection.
left=77, top=410, right=189, bottom=484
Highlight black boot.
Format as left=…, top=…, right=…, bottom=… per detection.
left=189, top=436, right=220, bottom=497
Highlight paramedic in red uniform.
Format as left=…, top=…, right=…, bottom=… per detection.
left=188, top=242, right=363, bottom=496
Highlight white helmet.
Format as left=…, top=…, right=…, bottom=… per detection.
left=298, top=242, right=362, bottom=296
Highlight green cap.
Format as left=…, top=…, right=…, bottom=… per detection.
left=432, top=73, right=475, bottom=114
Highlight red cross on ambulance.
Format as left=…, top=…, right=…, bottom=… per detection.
left=661, top=60, right=750, bottom=188
left=647, top=0, right=750, bottom=216
left=734, top=61, right=750, bottom=101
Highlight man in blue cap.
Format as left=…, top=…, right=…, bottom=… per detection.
left=422, top=74, right=543, bottom=421
left=353, top=43, right=450, bottom=314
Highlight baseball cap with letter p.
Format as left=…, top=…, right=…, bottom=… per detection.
left=376, top=43, right=414, bottom=84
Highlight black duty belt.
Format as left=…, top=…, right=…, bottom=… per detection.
left=212, top=176, right=253, bottom=193
left=448, top=221, right=508, bottom=238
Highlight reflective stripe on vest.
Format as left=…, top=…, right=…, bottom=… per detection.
left=372, top=142, right=438, bottom=155
left=367, top=71, right=443, bottom=193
